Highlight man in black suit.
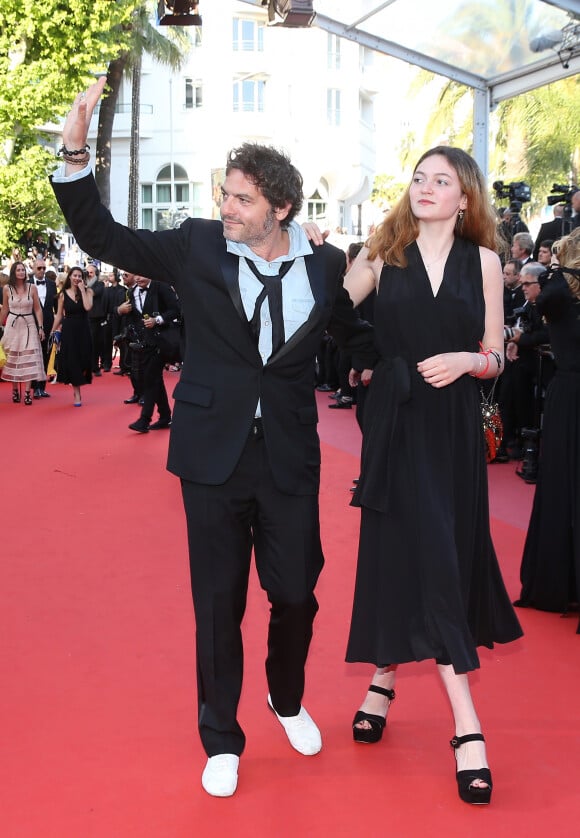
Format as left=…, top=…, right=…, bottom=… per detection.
left=29, top=257, right=57, bottom=398
left=533, top=204, right=565, bottom=260
left=51, top=80, right=375, bottom=797
left=123, top=275, right=180, bottom=433
left=86, top=262, right=106, bottom=375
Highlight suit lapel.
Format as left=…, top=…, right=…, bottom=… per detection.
left=219, top=249, right=246, bottom=321
left=218, top=248, right=262, bottom=364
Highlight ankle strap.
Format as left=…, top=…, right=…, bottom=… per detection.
left=368, top=685, right=395, bottom=701
left=450, top=733, right=485, bottom=749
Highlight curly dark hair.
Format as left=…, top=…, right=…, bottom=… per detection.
left=226, top=143, right=303, bottom=226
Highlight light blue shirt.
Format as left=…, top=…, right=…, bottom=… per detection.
left=227, top=221, right=314, bottom=365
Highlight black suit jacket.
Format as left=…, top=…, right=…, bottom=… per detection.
left=533, top=218, right=565, bottom=260
left=52, top=173, right=374, bottom=494
left=128, top=281, right=180, bottom=343
left=29, top=278, right=57, bottom=333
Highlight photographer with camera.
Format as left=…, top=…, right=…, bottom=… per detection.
left=118, top=275, right=180, bottom=433
left=515, top=230, right=580, bottom=632
left=501, top=263, right=552, bottom=460
left=493, top=181, right=531, bottom=247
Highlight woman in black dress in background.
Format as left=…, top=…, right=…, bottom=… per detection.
left=342, top=148, right=522, bottom=805
left=50, top=266, right=93, bottom=406
left=515, top=229, right=580, bottom=630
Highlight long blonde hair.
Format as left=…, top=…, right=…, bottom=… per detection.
left=555, top=228, right=580, bottom=299
left=368, top=147, right=501, bottom=266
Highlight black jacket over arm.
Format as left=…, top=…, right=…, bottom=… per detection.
left=51, top=173, right=375, bottom=494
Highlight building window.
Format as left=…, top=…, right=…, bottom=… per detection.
left=185, top=78, right=203, bottom=109
left=307, top=190, right=327, bottom=225
left=327, top=89, right=341, bottom=126
left=141, top=164, right=203, bottom=230
left=359, top=92, right=373, bottom=126
left=233, top=17, right=264, bottom=51
left=327, top=33, right=341, bottom=69
left=233, top=78, right=265, bottom=113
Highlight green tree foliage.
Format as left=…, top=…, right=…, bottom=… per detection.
left=0, top=0, right=141, bottom=254
left=493, top=77, right=580, bottom=218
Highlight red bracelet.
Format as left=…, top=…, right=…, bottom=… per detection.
left=472, top=343, right=491, bottom=378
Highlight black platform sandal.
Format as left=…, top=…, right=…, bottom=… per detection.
left=352, top=685, right=395, bottom=744
left=450, top=733, right=493, bottom=805
left=12, top=387, right=21, bottom=403
left=24, top=390, right=32, bottom=405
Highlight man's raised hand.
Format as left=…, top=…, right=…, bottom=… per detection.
left=61, top=77, right=107, bottom=172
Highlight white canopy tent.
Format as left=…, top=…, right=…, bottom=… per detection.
left=241, top=0, right=580, bottom=175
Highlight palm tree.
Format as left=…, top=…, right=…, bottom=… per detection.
left=95, top=3, right=190, bottom=211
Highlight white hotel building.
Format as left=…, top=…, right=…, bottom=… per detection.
left=87, top=1, right=388, bottom=239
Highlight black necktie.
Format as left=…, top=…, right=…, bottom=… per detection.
left=245, top=258, right=294, bottom=355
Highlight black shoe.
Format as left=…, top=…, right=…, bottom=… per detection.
left=124, top=395, right=140, bottom=404
left=113, top=370, right=126, bottom=376
left=491, top=448, right=509, bottom=463
left=102, top=367, right=111, bottom=372
left=33, top=388, right=42, bottom=399
left=352, top=685, right=395, bottom=744
left=39, top=390, right=51, bottom=398
left=149, top=418, right=172, bottom=430
left=139, top=398, right=145, bottom=405
left=12, top=388, right=21, bottom=403
left=93, top=369, right=102, bottom=377
left=128, top=420, right=150, bottom=433
left=450, top=733, right=492, bottom=805
left=315, top=384, right=335, bottom=392
left=329, top=397, right=352, bottom=409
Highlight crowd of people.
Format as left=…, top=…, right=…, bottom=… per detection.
left=0, top=256, right=183, bottom=421
left=1, top=76, right=578, bottom=809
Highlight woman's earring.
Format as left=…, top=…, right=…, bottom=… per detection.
left=458, top=209, right=465, bottom=221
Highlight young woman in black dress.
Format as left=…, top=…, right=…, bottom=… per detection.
left=50, top=266, right=93, bottom=406
left=341, top=148, right=523, bottom=805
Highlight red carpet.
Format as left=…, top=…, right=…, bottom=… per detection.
left=1, top=375, right=578, bottom=836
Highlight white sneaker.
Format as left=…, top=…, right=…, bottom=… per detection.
left=201, top=754, right=239, bottom=797
left=267, top=694, right=322, bottom=756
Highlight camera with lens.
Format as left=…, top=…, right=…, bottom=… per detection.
left=113, top=323, right=145, bottom=351
left=493, top=180, right=531, bottom=203
left=511, top=303, right=533, bottom=334
left=547, top=182, right=577, bottom=206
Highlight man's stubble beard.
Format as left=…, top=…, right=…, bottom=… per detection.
left=223, top=209, right=276, bottom=247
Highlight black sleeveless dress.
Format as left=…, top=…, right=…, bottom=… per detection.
left=58, top=293, right=93, bottom=387
left=346, top=238, right=523, bottom=674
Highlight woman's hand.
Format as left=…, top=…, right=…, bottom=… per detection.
left=417, top=352, right=472, bottom=388
left=301, top=222, right=329, bottom=246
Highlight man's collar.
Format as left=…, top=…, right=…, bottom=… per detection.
left=226, top=220, right=313, bottom=264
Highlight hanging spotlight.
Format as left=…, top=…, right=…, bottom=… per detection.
left=264, top=1, right=315, bottom=28
left=157, top=0, right=202, bottom=27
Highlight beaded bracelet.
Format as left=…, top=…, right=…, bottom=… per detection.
left=57, top=143, right=90, bottom=158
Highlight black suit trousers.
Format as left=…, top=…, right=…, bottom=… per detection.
left=135, top=345, right=171, bottom=422
left=181, top=429, right=324, bottom=757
